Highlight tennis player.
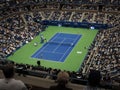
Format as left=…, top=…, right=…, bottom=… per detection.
left=40, top=34, right=47, bottom=43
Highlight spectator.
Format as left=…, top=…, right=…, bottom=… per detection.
left=84, top=70, right=102, bottom=90
left=0, top=63, right=28, bottom=90
left=49, top=71, right=72, bottom=90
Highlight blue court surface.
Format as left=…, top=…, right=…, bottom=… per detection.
left=31, top=33, right=82, bottom=62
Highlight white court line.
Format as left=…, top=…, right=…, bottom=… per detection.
left=33, top=33, right=60, bottom=58
left=43, top=50, right=63, bottom=55
left=39, top=33, right=61, bottom=54
left=52, top=37, right=78, bottom=53
left=33, top=33, right=81, bottom=61
left=58, top=46, right=72, bottom=62
left=52, top=38, right=66, bottom=53
left=33, top=43, right=49, bottom=58
left=59, top=35, right=80, bottom=62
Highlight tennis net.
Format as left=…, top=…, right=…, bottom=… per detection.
left=47, top=41, right=74, bottom=46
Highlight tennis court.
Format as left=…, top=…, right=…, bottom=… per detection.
left=8, top=26, right=98, bottom=71
left=32, top=33, right=82, bottom=62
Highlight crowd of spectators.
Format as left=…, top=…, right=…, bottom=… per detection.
left=0, top=63, right=28, bottom=90
left=0, top=59, right=85, bottom=83
left=91, top=26, right=119, bottom=77
left=49, top=11, right=61, bottom=21
left=62, top=5, right=98, bottom=11
left=0, top=0, right=119, bottom=21
left=81, top=25, right=120, bottom=87
left=103, top=6, right=120, bottom=12
left=59, top=11, right=72, bottom=21
left=62, top=5, right=73, bottom=10
left=32, top=12, right=43, bottom=21
left=94, top=12, right=105, bottom=24
left=106, top=13, right=120, bottom=27
left=70, top=12, right=82, bottom=22
left=41, top=11, right=52, bottom=20
left=0, top=0, right=119, bottom=20
left=0, top=13, right=46, bottom=58
left=30, top=10, right=119, bottom=26
left=82, top=12, right=94, bottom=23
left=46, top=4, right=60, bottom=9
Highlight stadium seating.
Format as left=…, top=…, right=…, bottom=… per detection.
left=0, top=0, right=119, bottom=90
